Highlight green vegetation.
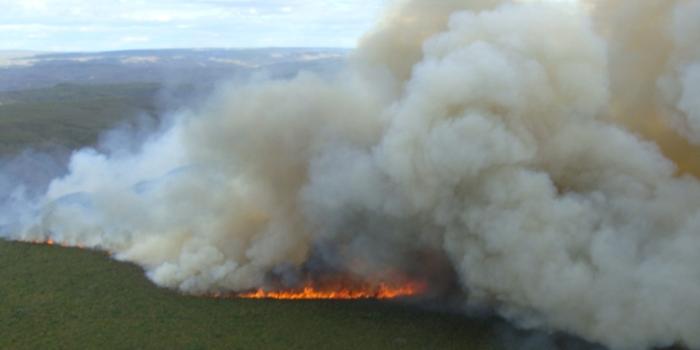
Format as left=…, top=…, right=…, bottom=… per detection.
left=0, top=83, right=159, bottom=155
left=0, top=240, right=498, bottom=349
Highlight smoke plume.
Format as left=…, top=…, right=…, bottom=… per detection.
left=2, top=1, right=700, bottom=349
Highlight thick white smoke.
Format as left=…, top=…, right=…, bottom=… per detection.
left=1, top=1, right=700, bottom=349
left=659, top=0, right=700, bottom=143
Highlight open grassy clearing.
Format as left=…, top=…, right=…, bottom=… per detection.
left=0, top=240, right=499, bottom=350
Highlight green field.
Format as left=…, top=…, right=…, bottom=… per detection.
left=0, top=240, right=499, bottom=349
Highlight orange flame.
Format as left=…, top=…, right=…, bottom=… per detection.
left=22, top=238, right=424, bottom=301
left=23, top=239, right=85, bottom=249
left=238, top=282, right=425, bottom=300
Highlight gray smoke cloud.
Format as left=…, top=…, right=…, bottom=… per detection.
left=1, top=1, right=700, bottom=349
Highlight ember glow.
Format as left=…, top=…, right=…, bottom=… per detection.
left=23, top=239, right=85, bottom=249
left=25, top=239, right=61, bottom=247
left=238, top=282, right=426, bottom=300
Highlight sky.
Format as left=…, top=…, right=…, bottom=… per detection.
left=0, top=0, right=385, bottom=52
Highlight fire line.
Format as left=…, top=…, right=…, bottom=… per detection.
left=238, top=283, right=425, bottom=300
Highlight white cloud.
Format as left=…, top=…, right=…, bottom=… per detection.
left=119, top=36, right=151, bottom=43
left=0, top=0, right=384, bottom=51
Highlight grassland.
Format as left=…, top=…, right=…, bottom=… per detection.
left=0, top=241, right=500, bottom=350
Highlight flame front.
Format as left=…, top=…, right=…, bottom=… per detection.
left=22, top=237, right=424, bottom=300
left=238, top=283, right=425, bottom=300
left=23, top=239, right=85, bottom=249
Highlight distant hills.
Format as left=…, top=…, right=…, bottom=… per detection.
left=0, top=48, right=348, bottom=156
left=0, top=83, right=161, bottom=155
left=0, top=48, right=348, bottom=92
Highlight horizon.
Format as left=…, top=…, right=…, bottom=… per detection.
left=0, top=0, right=383, bottom=52
left=0, top=47, right=352, bottom=55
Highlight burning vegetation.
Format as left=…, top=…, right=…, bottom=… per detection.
left=23, top=239, right=84, bottom=250
left=20, top=238, right=428, bottom=301
left=237, top=282, right=426, bottom=300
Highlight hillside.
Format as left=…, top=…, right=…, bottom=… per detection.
left=0, top=83, right=159, bottom=155
left=0, top=48, right=346, bottom=92
left=0, top=241, right=498, bottom=350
